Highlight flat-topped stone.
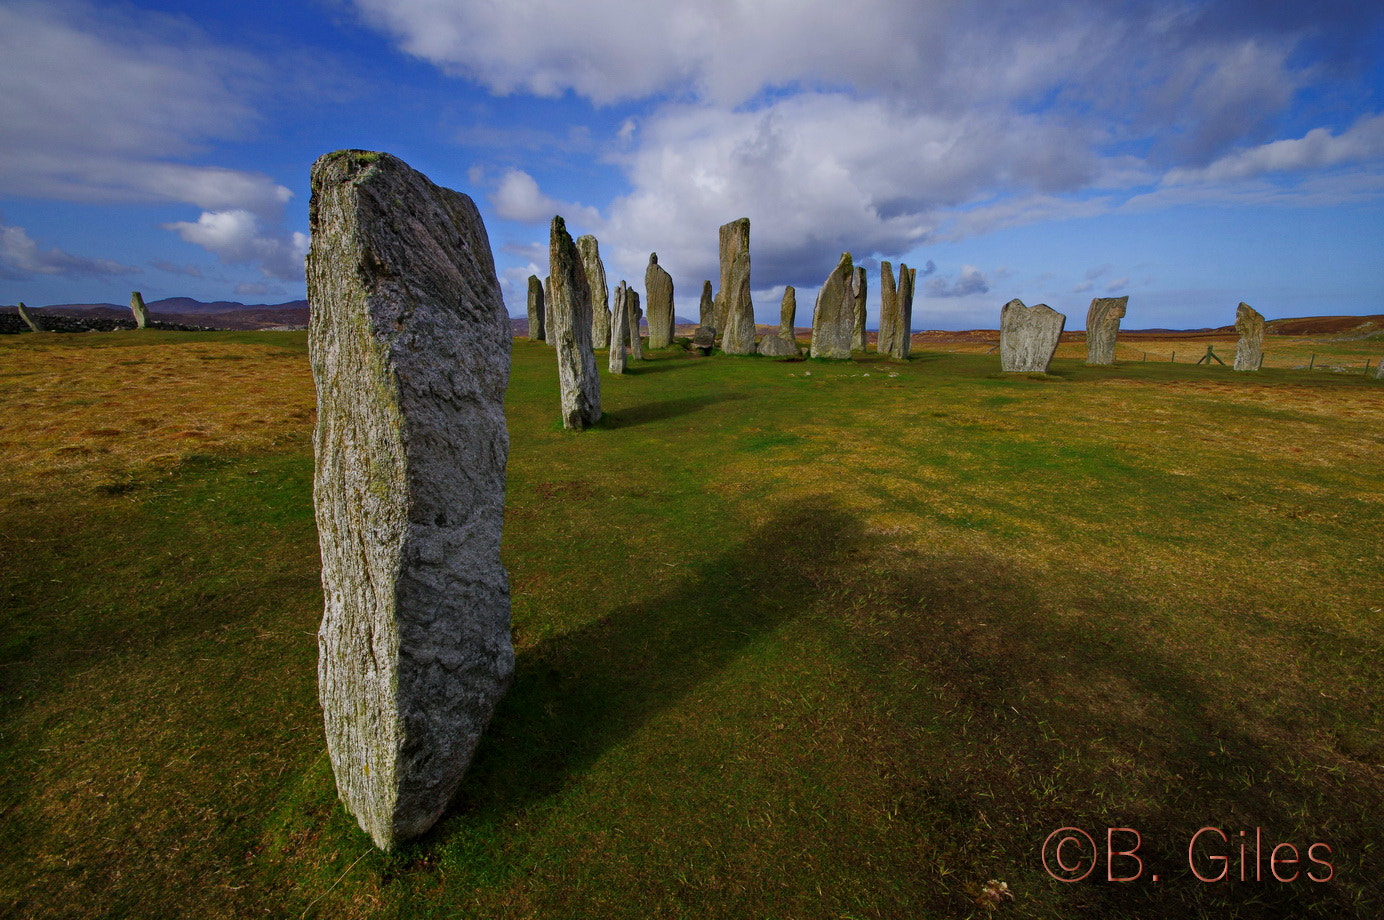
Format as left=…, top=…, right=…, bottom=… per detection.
left=1000, top=299, right=1065, bottom=372
left=718, top=218, right=755, bottom=354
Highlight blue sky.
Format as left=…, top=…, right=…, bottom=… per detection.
left=2, top=0, right=1382, bottom=329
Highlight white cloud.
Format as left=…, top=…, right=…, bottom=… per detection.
left=0, top=220, right=137, bottom=279
left=491, top=169, right=601, bottom=227
left=924, top=265, right=991, bottom=298
left=163, top=211, right=308, bottom=282
left=1162, top=113, right=1384, bottom=185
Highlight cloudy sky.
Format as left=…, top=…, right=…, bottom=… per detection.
left=2, top=0, right=1382, bottom=329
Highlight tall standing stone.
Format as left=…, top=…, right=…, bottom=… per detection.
left=718, top=218, right=755, bottom=354
left=644, top=253, right=675, bottom=349
left=15, top=301, right=41, bottom=333
left=129, top=291, right=150, bottom=329
left=576, top=235, right=610, bottom=350
left=851, top=266, right=867, bottom=352
left=896, top=264, right=916, bottom=359
left=1085, top=296, right=1127, bottom=366
left=755, top=286, right=800, bottom=357
left=810, top=253, right=856, bottom=359
left=627, top=288, right=644, bottom=360
left=306, top=150, right=514, bottom=852
left=699, top=280, right=714, bottom=328
left=526, top=275, right=546, bottom=341
left=610, top=282, right=628, bottom=374
left=877, top=262, right=898, bottom=356
left=549, top=216, right=601, bottom=427
left=999, top=299, right=1065, bottom=373
left=1233, top=302, right=1264, bottom=372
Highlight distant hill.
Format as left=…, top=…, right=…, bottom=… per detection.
left=22, top=298, right=310, bottom=331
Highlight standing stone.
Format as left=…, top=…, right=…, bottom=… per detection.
left=306, top=149, right=514, bottom=852
left=699, top=280, right=714, bottom=327
left=576, top=235, right=610, bottom=350
left=999, top=299, right=1065, bottom=373
left=526, top=275, right=546, bottom=341
left=1085, top=296, right=1127, bottom=366
left=896, top=264, right=916, bottom=359
left=1234, top=302, right=1264, bottom=372
left=129, top=291, right=150, bottom=329
left=756, top=286, right=800, bottom=356
left=810, top=253, right=856, bottom=359
left=609, top=282, right=628, bottom=374
left=851, top=266, right=867, bottom=351
left=549, top=216, right=601, bottom=427
left=626, top=288, right=644, bottom=360
left=15, top=301, right=41, bottom=333
left=644, top=253, right=675, bottom=349
left=877, top=262, right=898, bottom=355
left=718, top=218, right=755, bottom=354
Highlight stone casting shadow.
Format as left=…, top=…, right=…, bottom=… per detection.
left=437, top=501, right=866, bottom=831
left=598, top=392, right=748, bottom=429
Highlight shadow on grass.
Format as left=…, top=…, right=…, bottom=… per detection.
left=436, top=501, right=865, bottom=829
left=598, top=392, right=749, bottom=429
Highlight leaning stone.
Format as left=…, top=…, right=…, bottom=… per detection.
left=130, top=291, right=150, bottom=329
left=895, top=264, right=915, bottom=359
left=877, top=262, right=898, bottom=355
left=576, top=235, right=610, bottom=350
left=1233, top=302, right=1264, bottom=372
left=718, top=218, right=755, bottom=354
left=609, top=282, right=628, bottom=374
left=699, top=280, right=714, bottom=330
left=999, top=299, right=1065, bottom=372
left=627, top=288, right=644, bottom=360
left=852, top=266, right=867, bottom=351
left=549, top=216, right=602, bottom=427
left=16, top=301, right=42, bottom=333
left=527, top=275, right=546, bottom=341
left=758, top=286, right=800, bottom=356
left=645, top=253, right=675, bottom=348
left=1085, top=296, right=1127, bottom=365
left=810, top=253, right=856, bottom=359
left=306, top=149, right=514, bottom=852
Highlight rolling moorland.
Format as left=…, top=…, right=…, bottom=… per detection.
left=0, top=323, right=1381, bottom=919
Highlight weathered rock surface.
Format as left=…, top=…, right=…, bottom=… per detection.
left=16, top=301, right=41, bottom=333
left=877, top=262, right=898, bottom=356
left=306, top=149, right=514, bottom=852
left=852, top=266, right=867, bottom=352
left=699, top=280, right=714, bottom=329
left=810, top=253, right=856, bottom=359
left=691, top=324, right=717, bottom=354
left=609, top=282, right=628, bottom=374
left=1000, top=299, right=1065, bottom=372
left=1085, top=296, right=1127, bottom=365
left=627, top=288, right=644, bottom=360
left=1234, top=301, right=1264, bottom=372
left=718, top=218, right=755, bottom=354
left=757, top=285, right=800, bottom=356
left=576, top=235, right=610, bottom=350
left=526, top=275, right=545, bottom=341
left=549, top=216, right=602, bottom=427
left=129, top=291, right=150, bottom=329
left=895, top=264, right=915, bottom=360
left=756, top=332, right=798, bottom=356
left=645, top=253, right=675, bottom=348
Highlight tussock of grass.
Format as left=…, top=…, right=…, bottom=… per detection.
left=1, top=330, right=1381, bottom=919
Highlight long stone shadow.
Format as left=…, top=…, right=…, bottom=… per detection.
left=437, top=501, right=866, bottom=830
left=598, top=392, right=748, bottom=429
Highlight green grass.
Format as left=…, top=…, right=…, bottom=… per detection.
left=1, top=332, right=1381, bottom=919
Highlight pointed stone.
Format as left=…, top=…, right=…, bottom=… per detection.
left=609, top=282, right=628, bottom=374
left=129, top=291, right=150, bottom=329
left=527, top=275, right=546, bottom=341
left=810, top=253, right=856, bottom=359
left=306, top=149, right=514, bottom=852
left=699, top=280, right=714, bottom=328
left=1085, top=296, right=1127, bottom=365
left=718, top=218, right=755, bottom=354
left=16, top=301, right=41, bottom=333
left=877, top=262, right=898, bottom=355
left=1000, top=299, right=1065, bottom=372
left=549, top=216, right=602, bottom=427
left=1233, top=302, right=1265, bottom=371
left=756, top=285, right=800, bottom=356
left=645, top=252, right=675, bottom=348
left=779, top=285, right=797, bottom=339
left=627, top=288, right=644, bottom=360
left=851, top=266, right=867, bottom=351
left=576, top=235, right=610, bottom=350
left=896, top=264, right=916, bottom=359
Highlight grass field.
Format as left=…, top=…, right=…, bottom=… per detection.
left=1, top=328, right=1381, bottom=919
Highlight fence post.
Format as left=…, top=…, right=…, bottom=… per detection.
left=1171, top=351, right=1176, bottom=363
left=1308, top=354, right=1315, bottom=370
left=1365, top=359, right=1372, bottom=376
